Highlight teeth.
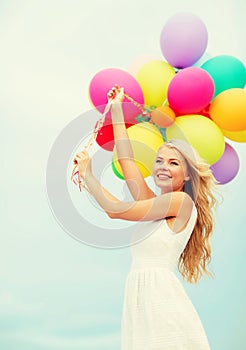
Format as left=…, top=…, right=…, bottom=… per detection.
left=158, top=175, right=170, bottom=179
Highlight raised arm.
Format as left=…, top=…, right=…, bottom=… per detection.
left=108, top=85, right=155, bottom=201
left=74, top=151, right=193, bottom=228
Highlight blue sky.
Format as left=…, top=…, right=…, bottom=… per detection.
left=1, top=0, right=245, bottom=349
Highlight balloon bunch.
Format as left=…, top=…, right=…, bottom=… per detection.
left=71, top=91, right=149, bottom=191
left=73, top=12, right=246, bottom=189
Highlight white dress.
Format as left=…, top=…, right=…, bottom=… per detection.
left=121, top=204, right=210, bottom=350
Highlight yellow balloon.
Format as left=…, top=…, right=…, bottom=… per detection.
left=166, top=115, right=225, bottom=165
left=209, top=88, right=246, bottom=131
left=136, top=60, right=176, bottom=107
left=222, top=128, right=246, bottom=143
left=113, top=122, right=164, bottom=178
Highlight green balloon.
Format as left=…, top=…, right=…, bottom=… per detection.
left=201, top=55, right=246, bottom=98
left=112, top=160, right=124, bottom=180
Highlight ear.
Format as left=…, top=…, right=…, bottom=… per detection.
left=184, top=175, right=190, bottom=181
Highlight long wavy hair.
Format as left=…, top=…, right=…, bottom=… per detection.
left=161, top=139, right=222, bottom=284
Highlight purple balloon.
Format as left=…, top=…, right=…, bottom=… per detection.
left=160, top=13, right=208, bottom=68
left=210, top=143, right=240, bottom=184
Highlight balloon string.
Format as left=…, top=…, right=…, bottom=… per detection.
left=161, top=98, right=168, bottom=107
left=71, top=90, right=150, bottom=192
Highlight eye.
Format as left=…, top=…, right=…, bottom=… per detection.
left=155, top=159, right=161, bottom=163
left=171, top=161, right=179, bottom=165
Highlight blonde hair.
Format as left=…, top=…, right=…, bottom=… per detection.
left=161, top=139, right=221, bottom=284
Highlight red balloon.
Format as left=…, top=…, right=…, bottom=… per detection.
left=95, top=118, right=134, bottom=151
left=198, top=103, right=212, bottom=119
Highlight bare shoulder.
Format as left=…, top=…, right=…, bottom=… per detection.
left=181, top=193, right=194, bottom=215
left=159, top=191, right=193, bottom=212
left=165, top=194, right=194, bottom=234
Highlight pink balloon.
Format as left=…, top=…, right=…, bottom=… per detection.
left=210, top=143, right=240, bottom=184
left=89, top=68, right=144, bottom=124
left=160, top=12, right=208, bottom=68
left=167, top=67, right=214, bottom=115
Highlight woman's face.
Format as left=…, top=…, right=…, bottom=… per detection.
left=152, top=145, right=190, bottom=194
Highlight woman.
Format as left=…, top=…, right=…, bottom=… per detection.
left=74, top=85, right=218, bottom=349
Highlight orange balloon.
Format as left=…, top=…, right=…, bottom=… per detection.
left=209, top=88, right=246, bottom=131
left=150, top=105, right=176, bottom=128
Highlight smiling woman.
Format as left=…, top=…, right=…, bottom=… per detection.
left=73, top=85, right=220, bottom=350
left=153, top=146, right=191, bottom=194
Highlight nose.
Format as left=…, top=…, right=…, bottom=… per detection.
left=158, top=161, right=168, bottom=169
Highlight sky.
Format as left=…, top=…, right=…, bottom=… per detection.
left=1, top=0, right=246, bottom=349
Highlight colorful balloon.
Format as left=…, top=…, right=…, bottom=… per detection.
left=112, top=160, right=124, bottom=180
left=209, top=88, right=246, bottom=131
left=210, top=143, right=240, bottom=184
left=136, top=60, right=176, bottom=107
left=201, top=55, right=246, bottom=98
left=222, top=128, right=246, bottom=143
left=95, top=118, right=134, bottom=151
left=166, top=114, right=225, bottom=164
left=160, top=13, right=208, bottom=68
left=198, top=104, right=212, bottom=119
left=167, top=67, right=214, bottom=115
left=150, top=105, right=176, bottom=128
left=113, top=122, right=164, bottom=178
left=89, top=68, right=144, bottom=124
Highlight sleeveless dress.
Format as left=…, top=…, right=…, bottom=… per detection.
left=121, top=203, right=211, bottom=350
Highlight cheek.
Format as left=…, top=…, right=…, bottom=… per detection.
left=152, top=164, right=158, bottom=173
left=171, top=168, right=185, bottom=179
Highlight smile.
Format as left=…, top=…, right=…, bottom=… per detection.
left=157, top=174, right=171, bottom=180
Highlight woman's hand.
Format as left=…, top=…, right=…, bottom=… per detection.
left=73, top=150, right=92, bottom=180
left=107, top=84, right=124, bottom=104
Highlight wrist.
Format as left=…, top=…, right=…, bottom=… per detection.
left=84, top=170, right=93, bottom=184
left=111, top=102, right=123, bottom=111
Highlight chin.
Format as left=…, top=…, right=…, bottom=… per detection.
left=154, top=178, right=171, bottom=187
left=155, top=183, right=173, bottom=193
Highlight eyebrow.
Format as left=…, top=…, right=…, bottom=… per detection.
left=156, top=156, right=180, bottom=162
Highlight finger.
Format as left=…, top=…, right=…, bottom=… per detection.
left=108, top=91, right=114, bottom=98
left=80, top=150, right=89, bottom=157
